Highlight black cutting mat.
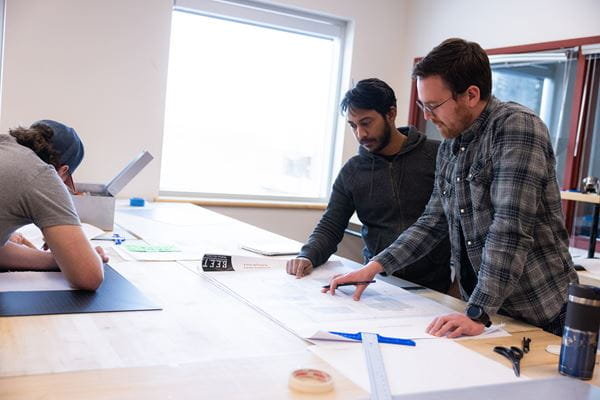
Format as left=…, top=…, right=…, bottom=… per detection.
left=0, top=264, right=161, bottom=316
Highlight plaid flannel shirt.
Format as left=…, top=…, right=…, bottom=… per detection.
left=374, top=97, right=578, bottom=327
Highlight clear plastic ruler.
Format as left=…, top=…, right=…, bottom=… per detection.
left=362, top=332, right=392, bottom=400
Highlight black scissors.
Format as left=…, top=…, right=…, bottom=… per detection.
left=494, top=345, right=523, bottom=377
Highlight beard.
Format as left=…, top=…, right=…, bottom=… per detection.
left=434, top=103, right=473, bottom=139
left=361, top=123, right=392, bottom=153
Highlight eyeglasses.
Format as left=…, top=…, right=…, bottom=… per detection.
left=415, top=96, right=453, bottom=116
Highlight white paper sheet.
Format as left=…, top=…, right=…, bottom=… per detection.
left=239, top=240, right=301, bottom=256
left=180, top=259, right=505, bottom=341
left=117, top=247, right=206, bottom=261
left=309, top=339, right=525, bottom=396
left=113, top=240, right=224, bottom=262
left=0, top=271, right=73, bottom=292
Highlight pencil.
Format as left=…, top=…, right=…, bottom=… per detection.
left=321, top=280, right=376, bottom=289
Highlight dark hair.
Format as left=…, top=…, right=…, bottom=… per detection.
left=340, top=78, right=397, bottom=117
left=9, top=124, right=62, bottom=169
left=412, top=38, right=492, bottom=100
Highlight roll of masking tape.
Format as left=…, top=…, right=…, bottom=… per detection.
left=288, top=368, right=334, bottom=393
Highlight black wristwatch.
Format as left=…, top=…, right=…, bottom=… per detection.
left=465, top=304, right=492, bottom=328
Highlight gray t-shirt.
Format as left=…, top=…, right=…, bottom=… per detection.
left=0, top=134, right=80, bottom=246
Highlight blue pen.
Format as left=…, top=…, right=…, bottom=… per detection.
left=329, top=331, right=416, bottom=346
left=95, top=233, right=125, bottom=245
left=112, top=234, right=125, bottom=245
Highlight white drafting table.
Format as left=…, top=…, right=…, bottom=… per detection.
left=0, top=202, right=597, bottom=399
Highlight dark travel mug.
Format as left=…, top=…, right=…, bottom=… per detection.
left=559, top=283, right=600, bottom=379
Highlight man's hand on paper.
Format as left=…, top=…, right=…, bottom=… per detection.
left=426, top=313, right=485, bottom=338
left=286, top=257, right=313, bottom=278
left=322, top=261, right=383, bottom=300
left=8, top=233, right=36, bottom=249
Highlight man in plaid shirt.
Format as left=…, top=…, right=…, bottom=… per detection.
left=323, top=38, right=578, bottom=337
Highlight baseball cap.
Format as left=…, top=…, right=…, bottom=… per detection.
left=32, top=119, right=84, bottom=173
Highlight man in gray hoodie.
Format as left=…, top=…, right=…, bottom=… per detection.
left=286, top=78, right=451, bottom=292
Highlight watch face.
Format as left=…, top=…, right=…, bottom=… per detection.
left=466, top=305, right=482, bottom=319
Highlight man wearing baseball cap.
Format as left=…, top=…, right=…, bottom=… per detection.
left=0, top=120, right=106, bottom=290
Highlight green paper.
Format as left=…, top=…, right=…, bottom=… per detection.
left=123, top=244, right=179, bottom=252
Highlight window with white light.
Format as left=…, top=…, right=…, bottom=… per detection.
left=160, top=0, right=347, bottom=202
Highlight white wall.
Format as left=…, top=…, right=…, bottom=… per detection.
left=394, top=0, right=600, bottom=117
left=0, top=0, right=173, bottom=199
left=0, top=0, right=411, bottom=200
left=1, top=0, right=599, bottom=244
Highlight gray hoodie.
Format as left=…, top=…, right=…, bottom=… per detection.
left=299, top=126, right=451, bottom=292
